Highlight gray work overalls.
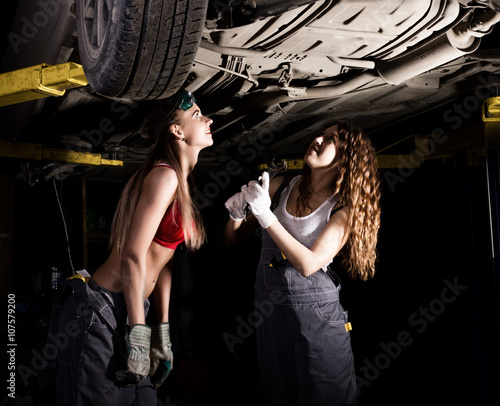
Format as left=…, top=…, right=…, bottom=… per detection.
left=46, top=270, right=156, bottom=405
left=255, top=175, right=357, bottom=406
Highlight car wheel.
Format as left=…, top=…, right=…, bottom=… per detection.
left=76, top=0, right=208, bottom=99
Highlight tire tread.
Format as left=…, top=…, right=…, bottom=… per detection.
left=76, top=0, right=207, bottom=99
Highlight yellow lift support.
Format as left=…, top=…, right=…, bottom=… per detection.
left=0, top=62, right=122, bottom=167
left=0, top=139, right=122, bottom=167
left=0, top=62, right=88, bottom=107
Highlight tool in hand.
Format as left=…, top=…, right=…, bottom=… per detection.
left=245, top=157, right=288, bottom=217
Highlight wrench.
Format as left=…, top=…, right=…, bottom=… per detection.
left=244, top=157, right=288, bottom=217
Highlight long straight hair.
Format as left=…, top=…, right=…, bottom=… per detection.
left=296, top=121, right=381, bottom=281
left=109, top=100, right=206, bottom=255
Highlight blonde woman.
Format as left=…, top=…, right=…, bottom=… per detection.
left=224, top=122, right=381, bottom=406
left=52, top=90, right=213, bottom=405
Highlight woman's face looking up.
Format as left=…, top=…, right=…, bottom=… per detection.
left=304, top=125, right=338, bottom=169
left=178, top=103, right=214, bottom=148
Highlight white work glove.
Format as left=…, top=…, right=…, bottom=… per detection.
left=224, top=191, right=247, bottom=221
left=241, top=172, right=277, bottom=229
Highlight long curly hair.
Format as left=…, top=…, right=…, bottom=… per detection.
left=297, top=121, right=381, bottom=281
left=109, top=99, right=206, bottom=255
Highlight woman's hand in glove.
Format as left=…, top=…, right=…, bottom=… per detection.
left=149, top=323, right=173, bottom=388
left=241, top=172, right=277, bottom=229
left=224, top=191, right=247, bottom=221
left=115, top=324, right=151, bottom=387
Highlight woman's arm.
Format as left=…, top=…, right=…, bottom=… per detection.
left=153, top=261, right=173, bottom=323
left=242, top=172, right=350, bottom=277
left=266, top=207, right=350, bottom=277
left=223, top=215, right=259, bottom=247
left=121, top=167, right=178, bottom=327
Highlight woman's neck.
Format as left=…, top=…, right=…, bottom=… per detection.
left=180, top=149, right=201, bottom=177
left=308, top=167, right=338, bottom=195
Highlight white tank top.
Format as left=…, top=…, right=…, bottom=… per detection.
left=274, top=175, right=339, bottom=270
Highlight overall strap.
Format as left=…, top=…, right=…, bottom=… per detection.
left=270, top=174, right=291, bottom=211
left=155, top=163, right=173, bottom=169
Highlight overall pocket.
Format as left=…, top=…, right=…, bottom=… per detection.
left=263, top=262, right=312, bottom=291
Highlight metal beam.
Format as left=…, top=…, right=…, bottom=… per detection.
left=483, top=97, right=500, bottom=121
left=376, top=155, right=421, bottom=169
left=257, top=156, right=423, bottom=170
left=0, top=140, right=122, bottom=167
left=0, top=63, right=88, bottom=107
left=483, top=97, right=500, bottom=149
left=257, top=159, right=305, bottom=171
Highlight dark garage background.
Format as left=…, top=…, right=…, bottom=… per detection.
left=1, top=91, right=499, bottom=406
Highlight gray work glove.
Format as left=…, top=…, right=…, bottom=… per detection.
left=115, top=324, right=151, bottom=387
left=224, top=191, right=247, bottom=221
left=149, top=323, right=174, bottom=388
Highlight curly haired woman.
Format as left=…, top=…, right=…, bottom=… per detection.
left=224, top=122, right=381, bottom=406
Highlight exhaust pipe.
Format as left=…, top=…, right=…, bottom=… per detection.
left=212, top=72, right=379, bottom=132
left=376, top=9, right=500, bottom=85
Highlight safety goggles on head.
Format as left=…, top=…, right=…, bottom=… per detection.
left=168, top=90, right=197, bottom=111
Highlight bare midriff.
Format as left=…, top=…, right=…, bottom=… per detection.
left=91, top=242, right=174, bottom=298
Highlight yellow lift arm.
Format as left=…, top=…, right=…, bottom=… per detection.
left=0, top=139, right=122, bottom=167
left=0, top=63, right=123, bottom=167
left=0, top=62, right=88, bottom=107
left=482, top=97, right=500, bottom=122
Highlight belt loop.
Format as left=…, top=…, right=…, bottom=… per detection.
left=66, top=269, right=91, bottom=283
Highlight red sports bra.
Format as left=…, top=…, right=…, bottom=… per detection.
left=152, top=163, right=185, bottom=249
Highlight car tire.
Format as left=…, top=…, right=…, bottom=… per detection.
left=76, top=0, right=207, bottom=99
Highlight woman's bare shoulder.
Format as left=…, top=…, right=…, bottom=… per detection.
left=142, top=165, right=179, bottom=200
left=148, top=164, right=178, bottom=184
